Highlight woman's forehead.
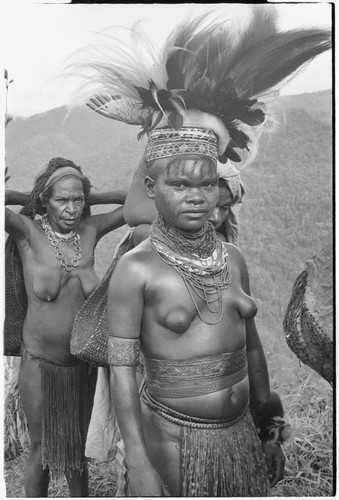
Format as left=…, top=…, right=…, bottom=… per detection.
left=51, top=176, right=84, bottom=194
left=160, top=156, right=217, bottom=177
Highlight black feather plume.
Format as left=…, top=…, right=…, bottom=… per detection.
left=71, top=5, right=331, bottom=164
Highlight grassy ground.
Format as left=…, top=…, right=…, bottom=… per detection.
left=4, top=371, right=334, bottom=497
left=4, top=453, right=119, bottom=498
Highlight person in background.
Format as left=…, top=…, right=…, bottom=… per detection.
left=5, top=157, right=127, bottom=497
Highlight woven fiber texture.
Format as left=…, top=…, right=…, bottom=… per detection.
left=4, top=237, right=27, bottom=356
left=283, top=244, right=333, bottom=385
left=70, top=231, right=134, bottom=366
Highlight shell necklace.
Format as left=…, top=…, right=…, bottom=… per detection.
left=41, top=214, right=81, bottom=272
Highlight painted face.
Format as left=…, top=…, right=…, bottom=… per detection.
left=146, top=156, right=218, bottom=233
left=209, top=182, right=234, bottom=230
left=45, top=176, right=85, bottom=233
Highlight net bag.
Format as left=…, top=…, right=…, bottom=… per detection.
left=4, top=237, right=27, bottom=356
left=283, top=243, right=333, bottom=385
left=71, top=230, right=134, bottom=366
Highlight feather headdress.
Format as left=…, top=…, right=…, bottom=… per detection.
left=68, top=5, right=331, bottom=164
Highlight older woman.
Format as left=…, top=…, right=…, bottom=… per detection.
left=5, top=157, right=127, bottom=497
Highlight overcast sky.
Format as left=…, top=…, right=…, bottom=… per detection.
left=2, top=1, right=333, bottom=118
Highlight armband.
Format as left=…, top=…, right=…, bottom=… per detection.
left=250, top=392, right=292, bottom=446
left=108, top=336, right=141, bottom=366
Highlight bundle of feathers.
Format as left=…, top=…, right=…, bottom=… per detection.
left=67, top=5, right=331, bottom=164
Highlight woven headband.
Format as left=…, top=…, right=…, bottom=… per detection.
left=42, top=167, right=85, bottom=192
left=145, top=127, right=218, bottom=163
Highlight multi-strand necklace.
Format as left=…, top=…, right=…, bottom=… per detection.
left=150, top=215, right=231, bottom=325
left=41, top=214, right=81, bottom=272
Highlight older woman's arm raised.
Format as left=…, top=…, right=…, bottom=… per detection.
left=5, top=189, right=30, bottom=206
left=5, top=207, right=30, bottom=242
left=88, top=189, right=127, bottom=206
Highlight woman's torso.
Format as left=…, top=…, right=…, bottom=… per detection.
left=18, top=216, right=100, bottom=361
left=139, top=240, right=257, bottom=420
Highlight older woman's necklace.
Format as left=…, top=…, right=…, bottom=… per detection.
left=41, top=214, right=81, bottom=272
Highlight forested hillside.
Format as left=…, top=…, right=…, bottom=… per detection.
left=239, top=97, right=332, bottom=388
left=5, top=90, right=333, bottom=391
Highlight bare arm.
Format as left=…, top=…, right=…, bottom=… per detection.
left=5, top=189, right=30, bottom=206
left=107, top=253, right=170, bottom=496
left=237, top=246, right=285, bottom=486
left=5, top=207, right=30, bottom=241
left=88, top=190, right=127, bottom=206
left=88, top=190, right=128, bottom=241
left=230, top=245, right=270, bottom=403
left=123, top=151, right=157, bottom=227
left=246, top=318, right=270, bottom=404
left=111, top=366, right=169, bottom=496
left=91, top=206, right=126, bottom=241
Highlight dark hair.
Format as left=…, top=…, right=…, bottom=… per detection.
left=21, top=157, right=92, bottom=219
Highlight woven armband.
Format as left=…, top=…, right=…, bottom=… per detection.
left=108, top=336, right=141, bottom=366
left=250, top=392, right=291, bottom=445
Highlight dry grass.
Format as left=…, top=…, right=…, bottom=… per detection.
left=4, top=368, right=334, bottom=497
left=4, top=452, right=120, bottom=498
left=273, top=375, right=334, bottom=497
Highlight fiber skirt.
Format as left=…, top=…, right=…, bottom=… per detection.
left=141, top=388, right=270, bottom=497
left=19, top=346, right=97, bottom=478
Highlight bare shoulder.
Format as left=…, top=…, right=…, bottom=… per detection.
left=224, top=242, right=252, bottom=289
left=5, top=209, right=33, bottom=228
left=5, top=208, right=40, bottom=243
left=109, top=239, right=154, bottom=284
left=224, top=242, right=247, bottom=267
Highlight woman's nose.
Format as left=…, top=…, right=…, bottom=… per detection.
left=66, top=202, right=76, bottom=213
left=186, top=188, right=205, bottom=204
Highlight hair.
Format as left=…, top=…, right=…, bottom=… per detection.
left=21, top=157, right=92, bottom=219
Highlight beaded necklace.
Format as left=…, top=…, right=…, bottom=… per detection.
left=150, top=215, right=231, bottom=325
left=41, top=214, right=81, bottom=272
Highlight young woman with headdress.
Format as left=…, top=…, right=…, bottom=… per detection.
left=68, top=5, right=331, bottom=496
left=5, top=157, right=127, bottom=497
left=117, top=151, right=246, bottom=246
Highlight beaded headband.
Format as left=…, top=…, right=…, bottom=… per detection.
left=145, top=127, right=218, bottom=163
left=42, top=166, right=85, bottom=193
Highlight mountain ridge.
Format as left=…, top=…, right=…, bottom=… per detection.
left=5, top=90, right=333, bottom=387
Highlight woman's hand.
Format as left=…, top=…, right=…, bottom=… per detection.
left=262, top=440, right=285, bottom=487
left=128, top=463, right=171, bottom=497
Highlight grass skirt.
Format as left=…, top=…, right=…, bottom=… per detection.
left=21, top=347, right=97, bottom=479
left=142, top=388, right=270, bottom=497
